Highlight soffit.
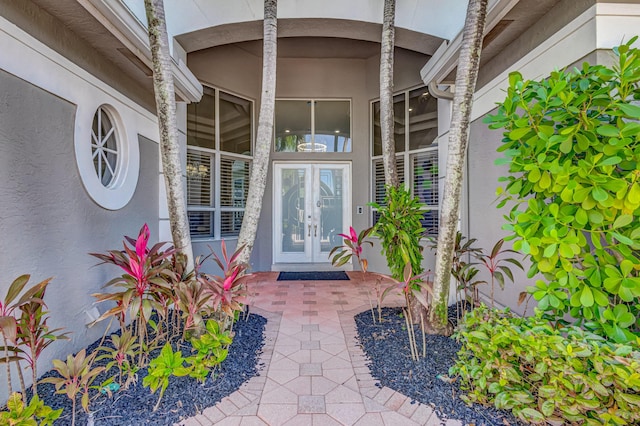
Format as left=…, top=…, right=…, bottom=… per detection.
left=176, top=18, right=444, bottom=56
left=29, top=0, right=155, bottom=96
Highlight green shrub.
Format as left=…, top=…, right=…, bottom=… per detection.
left=451, top=306, right=640, bottom=424
left=485, top=39, right=640, bottom=342
left=369, top=185, right=425, bottom=280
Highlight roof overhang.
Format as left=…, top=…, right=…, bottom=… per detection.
left=78, top=0, right=202, bottom=102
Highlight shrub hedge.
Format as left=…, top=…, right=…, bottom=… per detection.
left=451, top=306, right=640, bottom=424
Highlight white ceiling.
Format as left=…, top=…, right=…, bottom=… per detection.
left=122, top=0, right=470, bottom=48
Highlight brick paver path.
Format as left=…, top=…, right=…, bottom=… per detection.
left=179, top=272, right=460, bottom=426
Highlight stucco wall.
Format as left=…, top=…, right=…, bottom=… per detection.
left=0, top=69, right=159, bottom=400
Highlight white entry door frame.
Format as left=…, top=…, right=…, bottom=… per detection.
left=273, top=162, right=351, bottom=264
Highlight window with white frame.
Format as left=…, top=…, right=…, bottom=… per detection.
left=371, top=86, right=439, bottom=236
left=187, top=86, right=253, bottom=239
left=274, top=99, right=352, bottom=152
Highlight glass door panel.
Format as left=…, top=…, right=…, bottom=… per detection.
left=280, top=168, right=307, bottom=253
left=275, top=163, right=350, bottom=264
left=317, top=168, right=345, bottom=255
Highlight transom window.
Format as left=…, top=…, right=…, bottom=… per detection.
left=275, top=99, right=351, bottom=152
left=371, top=87, right=440, bottom=236
left=187, top=86, right=254, bottom=239
left=91, top=106, right=119, bottom=187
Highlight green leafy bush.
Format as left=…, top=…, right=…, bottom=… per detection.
left=369, top=185, right=425, bottom=280
left=485, top=39, right=640, bottom=342
left=451, top=306, right=640, bottom=424
left=0, top=393, right=61, bottom=426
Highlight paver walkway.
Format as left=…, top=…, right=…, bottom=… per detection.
left=179, top=272, right=460, bottom=426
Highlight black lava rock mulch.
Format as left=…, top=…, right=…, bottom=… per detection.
left=36, top=313, right=266, bottom=425
left=355, top=306, right=523, bottom=426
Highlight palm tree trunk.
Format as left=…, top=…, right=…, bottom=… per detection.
left=379, top=0, right=399, bottom=188
left=428, top=0, right=488, bottom=335
left=237, top=0, right=278, bottom=266
left=144, top=0, right=194, bottom=269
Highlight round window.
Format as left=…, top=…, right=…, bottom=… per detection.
left=75, top=102, right=139, bottom=210
left=91, top=106, right=119, bottom=187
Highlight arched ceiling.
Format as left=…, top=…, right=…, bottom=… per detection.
left=175, top=18, right=445, bottom=56
left=122, top=0, right=468, bottom=54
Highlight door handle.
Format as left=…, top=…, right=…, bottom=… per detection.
left=308, top=224, right=311, bottom=237
left=314, top=224, right=318, bottom=237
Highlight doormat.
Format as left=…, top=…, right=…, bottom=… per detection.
left=277, top=271, right=350, bottom=281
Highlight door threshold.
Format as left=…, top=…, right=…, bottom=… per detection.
left=271, top=263, right=353, bottom=272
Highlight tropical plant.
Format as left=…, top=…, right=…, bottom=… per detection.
left=0, top=275, right=52, bottom=396
left=236, top=0, right=278, bottom=265
left=329, top=226, right=374, bottom=274
left=451, top=306, right=640, bottom=424
left=142, top=343, right=191, bottom=411
left=477, top=238, right=524, bottom=307
left=0, top=392, right=61, bottom=426
left=427, top=232, right=485, bottom=317
left=186, top=319, right=233, bottom=383
left=144, top=0, right=194, bottom=269
left=41, top=349, right=104, bottom=426
left=392, top=263, right=434, bottom=360
left=96, top=329, right=139, bottom=388
left=430, top=0, right=489, bottom=335
left=370, top=185, right=425, bottom=280
left=174, top=279, right=210, bottom=338
left=91, top=224, right=174, bottom=365
left=199, top=241, right=250, bottom=321
left=370, top=185, right=426, bottom=323
left=485, top=38, right=640, bottom=342
left=14, top=282, right=69, bottom=399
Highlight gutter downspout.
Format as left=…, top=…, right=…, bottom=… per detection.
left=428, top=80, right=454, bottom=100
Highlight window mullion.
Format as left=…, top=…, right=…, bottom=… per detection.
left=311, top=99, right=315, bottom=151
left=214, top=89, right=221, bottom=239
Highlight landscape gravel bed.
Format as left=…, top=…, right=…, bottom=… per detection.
left=355, top=306, right=523, bottom=426
left=36, top=313, right=266, bottom=425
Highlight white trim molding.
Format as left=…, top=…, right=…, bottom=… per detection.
left=79, top=0, right=203, bottom=103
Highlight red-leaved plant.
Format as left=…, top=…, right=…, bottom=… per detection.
left=90, top=224, right=175, bottom=365
left=0, top=275, right=67, bottom=398
left=198, top=241, right=250, bottom=321
left=329, top=226, right=374, bottom=274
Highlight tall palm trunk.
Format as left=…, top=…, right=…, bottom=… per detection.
left=236, top=0, right=278, bottom=266
left=380, top=0, right=399, bottom=188
left=428, top=0, right=488, bottom=334
left=144, top=0, right=194, bottom=269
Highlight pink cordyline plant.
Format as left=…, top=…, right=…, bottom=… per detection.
left=330, top=226, right=374, bottom=273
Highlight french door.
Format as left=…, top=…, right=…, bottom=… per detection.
left=274, top=163, right=351, bottom=264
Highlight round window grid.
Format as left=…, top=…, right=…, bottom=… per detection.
left=91, top=106, right=120, bottom=188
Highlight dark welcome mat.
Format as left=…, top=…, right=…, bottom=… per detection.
left=277, top=271, right=350, bottom=281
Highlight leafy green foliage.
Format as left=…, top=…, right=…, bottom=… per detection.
left=369, top=185, right=425, bottom=280
left=427, top=232, right=485, bottom=310
left=477, top=239, right=524, bottom=307
left=96, top=329, right=139, bottom=389
left=0, top=392, right=62, bottom=426
left=186, top=319, right=233, bottom=383
left=142, top=343, right=191, bottom=411
left=486, top=39, right=640, bottom=342
left=451, top=306, right=640, bottom=424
